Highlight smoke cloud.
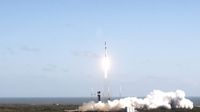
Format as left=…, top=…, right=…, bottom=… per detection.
left=79, top=90, right=193, bottom=112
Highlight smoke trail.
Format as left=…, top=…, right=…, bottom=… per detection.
left=79, top=90, right=193, bottom=112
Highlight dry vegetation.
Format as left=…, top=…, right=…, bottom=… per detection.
left=0, top=104, right=78, bottom=112
left=0, top=104, right=199, bottom=112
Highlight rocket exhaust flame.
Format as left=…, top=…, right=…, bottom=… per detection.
left=103, top=56, right=110, bottom=79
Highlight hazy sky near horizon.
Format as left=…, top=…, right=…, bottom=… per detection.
left=0, top=0, right=200, bottom=97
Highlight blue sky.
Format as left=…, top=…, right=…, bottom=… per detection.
left=0, top=0, right=200, bottom=97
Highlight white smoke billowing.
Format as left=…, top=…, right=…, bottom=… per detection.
left=79, top=90, right=193, bottom=112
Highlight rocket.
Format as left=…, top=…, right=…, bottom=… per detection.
left=105, top=41, right=107, bottom=57
left=103, top=41, right=109, bottom=79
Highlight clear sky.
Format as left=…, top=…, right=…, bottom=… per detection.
left=0, top=0, right=200, bottom=97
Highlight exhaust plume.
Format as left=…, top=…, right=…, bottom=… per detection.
left=79, top=90, right=193, bottom=112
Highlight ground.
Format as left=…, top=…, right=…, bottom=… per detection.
left=0, top=104, right=199, bottom=112
left=0, top=104, right=78, bottom=112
